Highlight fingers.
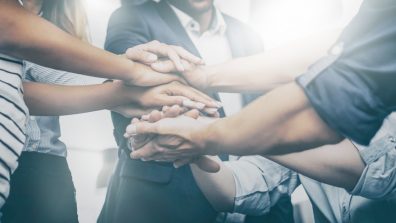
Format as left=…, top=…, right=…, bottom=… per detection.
left=183, top=109, right=200, bottom=119
left=172, top=156, right=221, bottom=173
left=151, top=60, right=178, bottom=73
left=171, top=83, right=220, bottom=108
left=172, top=46, right=204, bottom=65
left=125, top=48, right=158, bottom=64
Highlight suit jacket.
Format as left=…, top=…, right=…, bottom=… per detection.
left=106, top=0, right=264, bottom=184
left=103, top=2, right=295, bottom=223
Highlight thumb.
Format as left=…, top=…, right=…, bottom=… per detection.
left=151, top=60, right=177, bottom=73
left=125, top=121, right=158, bottom=136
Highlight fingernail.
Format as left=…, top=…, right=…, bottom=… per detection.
left=195, top=102, right=205, bottom=110
left=126, top=125, right=137, bottom=136
left=182, top=99, right=194, bottom=108
left=206, top=108, right=218, bottom=114
left=147, top=54, right=158, bottom=62
left=124, top=133, right=129, bottom=138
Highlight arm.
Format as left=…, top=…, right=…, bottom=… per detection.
left=268, top=140, right=365, bottom=191
left=191, top=156, right=297, bottom=215
left=153, top=29, right=341, bottom=92
left=128, top=83, right=343, bottom=160
left=24, top=81, right=216, bottom=116
left=0, top=1, right=193, bottom=86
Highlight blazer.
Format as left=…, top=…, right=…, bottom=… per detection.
left=105, top=0, right=264, bottom=185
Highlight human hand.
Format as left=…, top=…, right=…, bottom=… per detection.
left=150, top=60, right=210, bottom=91
left=111, top=81, right=220, bottom=117
left=127, top=105, right=220, bottom=172
left=125, top=40, right=204, bottom=72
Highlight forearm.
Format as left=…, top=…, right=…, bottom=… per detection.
left=202, top=83, right=343, bottom=156
left=203, top=30, right=341, bottom=92
left=23, top=81, right=140, bottom=116
left=190, top=157, right=235, bottom=212
left=0, top=1, right=134, bottom=81
left=268, top=140, right=365, bottom=191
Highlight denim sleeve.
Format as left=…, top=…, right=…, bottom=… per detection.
left=224, top=156, right=299, bottom=216
left=296, top=1, right=396, bottom=145
left=351, top=114, right=396, bottom=199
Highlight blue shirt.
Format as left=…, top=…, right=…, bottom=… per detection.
left=296, top=0, right=396, bottom=145
left=23, top=61, right=102, bottom=157
left=226, top=115, right=396, bottom=223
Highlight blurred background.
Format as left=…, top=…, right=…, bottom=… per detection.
left=61, top=0, right=363, bottom=222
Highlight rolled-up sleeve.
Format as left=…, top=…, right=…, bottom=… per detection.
left=296, top=0, right=396, bottom=146
left=224, top=156, right=299, bottom=216
left=351, top=115, right=396, bottom=199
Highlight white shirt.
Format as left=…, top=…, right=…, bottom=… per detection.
left=169, top=4, right=243, bottom=117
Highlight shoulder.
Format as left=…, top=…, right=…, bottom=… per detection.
left=109, top=1, right=158, bottom=24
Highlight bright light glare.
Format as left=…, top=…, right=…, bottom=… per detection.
left=251, top=0, right=342, bottom=47
left=82, top=0, right=120, bottom=47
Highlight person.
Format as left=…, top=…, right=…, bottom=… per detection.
left=131, top=104, right=396, bottom=223
left=0, top=0, right=212, bottom=212
left=126, top=0, right=396, bottom=164
left=0, top=0, right=219, bottom=222
left=99, top=0, right=294, bottom=222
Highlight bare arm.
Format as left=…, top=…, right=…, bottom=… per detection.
left=24, top=81, right=216, bottom=116
left=155, top=29, right=341, bottom=92
left=128, top=83, right=343, bottom=160
left=268, top=140, right=365, bottom=191
left=206, top=30, right=341, bottom=92
left=0, top=1, right=188, bottom=86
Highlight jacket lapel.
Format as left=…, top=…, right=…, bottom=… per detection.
left=155, top=1, right=201, bottom=57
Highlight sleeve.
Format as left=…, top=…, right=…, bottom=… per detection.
left=350, top=114, right=396, bottom=199
left=223, top=156, right=299, bottom=215
left=105, top=6, right=151, bottom=54
left=23, top=61, right=104, bottom=85
left=296, top=2, right=396, bottom=145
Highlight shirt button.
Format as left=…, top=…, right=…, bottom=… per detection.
left=330, top=42, right=344, bottom=55
left=388, top=136, right=396, bottom=143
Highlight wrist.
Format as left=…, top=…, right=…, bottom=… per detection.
left=114, top=80, right=143, bottom=105
left=204, top=65, right=219, bottom=92
left=195, top=120, right=224, bottom=155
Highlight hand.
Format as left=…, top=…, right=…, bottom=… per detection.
left=125, top=40, right=204, bottom=72
left=125, top=110, right=219, bottom=168
left=112, top=81, right=220, bottom=117
left=127, top=105, right=220, bottom=172
left=149, top=59, right=210, bottom=90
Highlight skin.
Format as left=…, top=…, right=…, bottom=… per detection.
left=3, top=0, right=216, bottom=117
left=0, top=0, right=203, bottom=86
left=152, top=29, right=342, bottom=92
left=129, top=105, right=365, bottom=212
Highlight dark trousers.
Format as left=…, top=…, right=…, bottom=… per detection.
left=1, top=152, right=78, bottom=223
left=98, top=154, right=217, bottom=223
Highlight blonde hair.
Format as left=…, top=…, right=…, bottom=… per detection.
left=41, top=0, right=90, bottom=42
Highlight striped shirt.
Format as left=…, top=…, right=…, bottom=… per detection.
left=0, top=54, right=29, bottom=208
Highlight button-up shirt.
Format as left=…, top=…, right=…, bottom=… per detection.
left=296, top=0, right=396, bottom=145
left=227, top=114, right=396, bottom=223
left=169, top=3, right=243, bottom=117
left=23, top=61, right=102, bottom=157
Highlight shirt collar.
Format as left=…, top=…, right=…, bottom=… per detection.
left=169, top=3, right=227, bottom=36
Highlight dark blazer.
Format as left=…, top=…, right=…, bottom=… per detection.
left=99, top=1, right=293, bottom=223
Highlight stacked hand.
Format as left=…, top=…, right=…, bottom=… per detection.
left=124, top=105, right=221, bottom=173
left=112, top=41, right=219, bottom=117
